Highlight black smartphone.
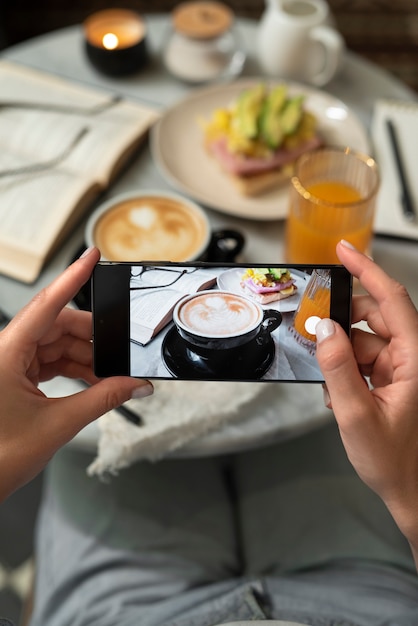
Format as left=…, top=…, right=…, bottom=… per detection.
left=92, top=261, right=352, bottom=382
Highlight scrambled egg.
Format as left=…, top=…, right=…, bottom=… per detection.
left=203, top=100, right=318, bottom=158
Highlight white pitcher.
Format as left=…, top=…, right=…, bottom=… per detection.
left=256, top=0, right=344, bottom=86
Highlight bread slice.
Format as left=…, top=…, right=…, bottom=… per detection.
left=240, top=282, right=297, bottom=304
left=228, top=164, right=294, bottom=197
left=205, top=135, right=321, bottom=197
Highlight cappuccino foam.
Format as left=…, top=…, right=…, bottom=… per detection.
left=179, top=292, right=261, bottom=337
left=93, top=196, right=208, bottom=261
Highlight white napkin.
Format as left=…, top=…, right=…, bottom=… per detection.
left=39, top=377, right=328, bottom=477
left=87, top=380, right=264, bottom=475
left=371, top=98, right=418, bottom=239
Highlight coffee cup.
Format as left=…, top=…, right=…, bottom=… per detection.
left=85, top=190, right=244, bottom=263
left=173, top=290, right=282, bottom=355
left=256, top=0, right=344, bottom=86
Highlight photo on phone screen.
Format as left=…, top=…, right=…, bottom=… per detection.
left=92, top=262, right=352, bottom=382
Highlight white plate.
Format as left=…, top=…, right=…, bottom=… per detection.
left=150, top=79, right=371, bottom=221
left=217, top=267, right=308, bottom=313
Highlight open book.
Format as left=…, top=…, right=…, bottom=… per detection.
left=0, top=60, right=159, bottom=283
left=130, top=267, right=218, bottom=345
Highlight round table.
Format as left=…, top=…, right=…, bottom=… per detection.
left=1, top=16, right=417, bottom=457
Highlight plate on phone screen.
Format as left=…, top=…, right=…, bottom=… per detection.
left=217, top=267, right=307, bottom=313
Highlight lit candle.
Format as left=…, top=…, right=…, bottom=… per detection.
left=83, top=9, right=148, bottom=76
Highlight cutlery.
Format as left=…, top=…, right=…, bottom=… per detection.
left=0, top=127, right=88, bottom=178
left=0, top=308, right=11, bottom=330
left=0, top=93, right=123, bottom=115
left=112, top=403, right=143, bottom=426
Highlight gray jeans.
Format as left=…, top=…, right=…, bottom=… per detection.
left=30, top=421, right=418, bottom=626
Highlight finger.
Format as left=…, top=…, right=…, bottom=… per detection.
left=35, top=336, right=93, bottom=368
left=8, top=247, right=99, bottom=347
left=337, top=241, right=418, bottom=338
left=351, top=295, right=389, bottom=337
left=351, top=327, right=387, bottom=367
left=38, top=309, right=93, bottom=345
left=351, top=329, right=393, bottom=384
left=315, top=318, right=376, bottom=428
left=35, top=359, right=96, bottom=384
left=43, top=378, right=154, bottom=442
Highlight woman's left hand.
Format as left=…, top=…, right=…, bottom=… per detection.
left=0, top=247, right=153, bottom=502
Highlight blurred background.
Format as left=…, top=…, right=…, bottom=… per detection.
left=0, top=0, right=417, bottom=92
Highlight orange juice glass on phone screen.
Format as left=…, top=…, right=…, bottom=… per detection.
left=292, top=268, right=331, bottom=350
left=285, top=147, right=379, bottom=263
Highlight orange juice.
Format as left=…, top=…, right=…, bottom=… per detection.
left=285, top=180, right=373, bottom=264
left=293, top=285, right=330, bottom=342
left=308, top=181, right=362, bottom=203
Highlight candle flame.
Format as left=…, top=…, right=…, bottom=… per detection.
left=102, top=32, right=119, bottom=50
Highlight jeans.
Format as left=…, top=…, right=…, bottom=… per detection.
left=30, top=421, right=418, bottom=626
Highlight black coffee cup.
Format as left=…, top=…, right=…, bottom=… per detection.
left=173, top=290, right=282, bottom=357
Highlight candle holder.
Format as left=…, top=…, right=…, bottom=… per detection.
left=83, top=9, right=148, bottom=76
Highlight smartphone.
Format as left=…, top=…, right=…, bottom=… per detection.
left=92, top=261, right=352, bottom=382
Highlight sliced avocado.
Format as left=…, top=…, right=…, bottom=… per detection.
left=280, top=95, right=304, bottom=136
left=259, top=85, right=288, bottom=149
left=235, top=84, right=266, bottom=139
left=268, top=268, right=288, bottom=280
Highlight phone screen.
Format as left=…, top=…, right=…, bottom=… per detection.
left=92, top=262, right=352, bottom=382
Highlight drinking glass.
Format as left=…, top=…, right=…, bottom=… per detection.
left=285, top=147, right=379, bottom=263
left=291, top=268, right=331, bottom=351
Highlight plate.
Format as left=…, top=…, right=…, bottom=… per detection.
left=217, top=267, right=308, bottom=313
left=150, top=79, right=371, bottom=221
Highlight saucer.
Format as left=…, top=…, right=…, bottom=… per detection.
left=162, top=326, right=275, bottom=380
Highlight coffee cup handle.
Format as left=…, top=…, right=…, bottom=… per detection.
left=309, top=25, right=344, bottom=86
left=206, top=229, right=245, bottom=262
left=256, top=309, right=282, bottom=345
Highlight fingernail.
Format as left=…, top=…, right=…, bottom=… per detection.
left=316, top=318, right=335, bottom=343
left=79, top=246, right=96, bottom=259
left=340, top=239, right=357, bottom=251
left=131, top=383, right=154, bottom=399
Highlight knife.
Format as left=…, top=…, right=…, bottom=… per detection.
left=385, top=118, right=416, bottom=222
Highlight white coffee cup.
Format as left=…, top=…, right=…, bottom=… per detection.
left=85, top=190, right=211, bottom=262
left=256, top=0, right=344, bottom=86
left=173, top=290, right=282, bottom=353
left=85, top=190, right=245, bottom=263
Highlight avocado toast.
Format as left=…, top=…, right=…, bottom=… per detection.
left=203, top=83, right=323, bottom=196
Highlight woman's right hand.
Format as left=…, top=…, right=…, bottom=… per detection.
left=315, top=240, right=418, bottom=568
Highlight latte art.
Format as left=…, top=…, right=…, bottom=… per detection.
left=93, top=196, right=208, bottom=261
left=178, top=292, right=261, bottom=337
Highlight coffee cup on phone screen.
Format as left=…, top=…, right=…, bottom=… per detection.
left=256, top=0, right=344, bottom=86
left=173, top=290, right=282, bottom=356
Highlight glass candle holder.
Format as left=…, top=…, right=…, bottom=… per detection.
left=83, top=9, right=148, bottom=76
left=162, top=1, right=245, bottom=84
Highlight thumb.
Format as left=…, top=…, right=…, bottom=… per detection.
left=48, top=378, right=153, bottom=442
left=315, top=318, right=371, bottom=420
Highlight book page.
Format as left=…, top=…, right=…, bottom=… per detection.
left=130, top=268, right=218, bottom=345
left=0, top=61, right=159, bottom=183
left=0, top=61, right=159, bottom=282
left=0, top=169, right=92, bottom=253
